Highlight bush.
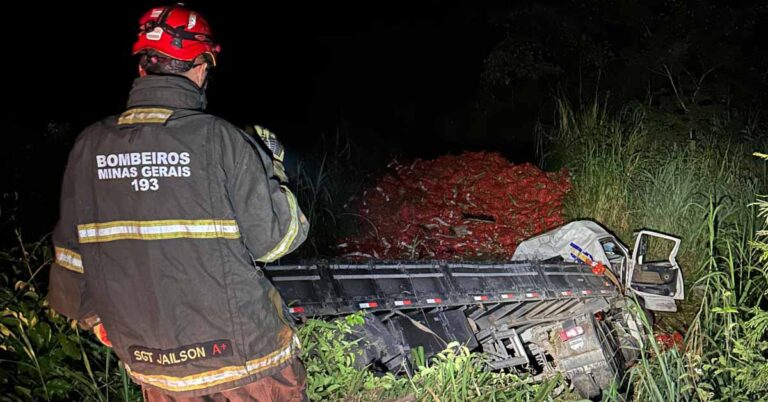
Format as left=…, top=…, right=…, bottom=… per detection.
left=0, top=234, right=138, bottom=402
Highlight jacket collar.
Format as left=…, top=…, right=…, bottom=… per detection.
left=126, top=75, right=207, bottom=111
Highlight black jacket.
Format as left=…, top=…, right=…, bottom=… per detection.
left=48, top=75, right=309, bottom=396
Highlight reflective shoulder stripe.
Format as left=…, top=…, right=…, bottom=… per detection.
left=54, top=247, right=84, bottom=273
left=125, top=333, right=299, bottom=393
left=117, top=108, right=173, bottom=125
left=256, top=187, right=300, bottom=263
left=77, top=219, right=240, bottom=243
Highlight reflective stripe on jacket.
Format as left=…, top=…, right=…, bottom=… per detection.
left=47, top=75, right=309, bottom=397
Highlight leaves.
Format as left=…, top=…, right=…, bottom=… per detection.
left=0, top=237, right=140, bottom=401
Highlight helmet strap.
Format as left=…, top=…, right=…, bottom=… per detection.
left=145, top=5, right=215, bottom=49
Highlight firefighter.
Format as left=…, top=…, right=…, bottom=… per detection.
left=47, top=4, right=309, bottom=401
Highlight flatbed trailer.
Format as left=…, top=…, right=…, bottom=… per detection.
left=267, top=221, right=684, bottom=398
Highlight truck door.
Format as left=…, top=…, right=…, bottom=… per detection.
left=627, top=231, right=683, bottom=312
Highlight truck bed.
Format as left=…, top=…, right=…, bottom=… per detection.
left=267, top=260, right=629, bottom=397
left=266, top=260, right=619, bottom=317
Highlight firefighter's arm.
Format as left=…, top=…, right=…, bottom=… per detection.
left=48, top=147, right=96, bottom=323
left=245, top=124, right=289, bottom=184
left=219, top=121, right=309, bottom=263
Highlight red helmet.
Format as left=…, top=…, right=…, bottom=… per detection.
left=132, top=5, right=221, bottom=66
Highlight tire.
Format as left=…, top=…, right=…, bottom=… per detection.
left=572, top=373, right=600, bottom=399
left=636, top=298, right=656, bottom=328
left=642, top=307, right=656, bottom=328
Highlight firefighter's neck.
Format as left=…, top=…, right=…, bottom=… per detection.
left=184, top=63, right=209, bottom=88
left=136, top=64, right=209, bottom=88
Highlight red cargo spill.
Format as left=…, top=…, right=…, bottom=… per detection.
left=654, top=331, right=684, bottom=351
left=337, top=152, right=571, bottom=260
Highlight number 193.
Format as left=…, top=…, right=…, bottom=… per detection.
left=131, top=178, right=159, bottom=192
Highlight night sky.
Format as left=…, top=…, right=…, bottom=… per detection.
left=9, top=1, right=492, bottom=152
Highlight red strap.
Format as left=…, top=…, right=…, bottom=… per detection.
left=591, top=261, right=606, bottom=275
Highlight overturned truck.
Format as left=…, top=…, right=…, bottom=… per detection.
left=267, top=221, right=684, bottom=398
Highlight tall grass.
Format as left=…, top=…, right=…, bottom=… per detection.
left=618, top=189, right=768, bottom=402
left=548, top=99, right=763, bottom=278
left=291, top=132, right=370, bottom=258
left=548, top=99, right=646, bottom=236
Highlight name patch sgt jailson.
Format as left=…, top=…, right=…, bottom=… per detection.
left=95, top=151, right=192, bottom=192
left=129, top=340, right=234, bottom=367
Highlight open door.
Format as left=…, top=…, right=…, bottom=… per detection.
left=626, top=231, right=683, bottom=312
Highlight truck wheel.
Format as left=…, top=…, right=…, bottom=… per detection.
left=642, top=306, right=656, bottom=328
left=572, top=373, right=600, bottom=399
left=592, top=367, right=616, bottom=391
left=637, top=299, right=656, bottom=328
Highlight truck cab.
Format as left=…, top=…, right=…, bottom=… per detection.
left=513, top=220, right=684, bottom=313
left=594, top=229, right=684, bottom=312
